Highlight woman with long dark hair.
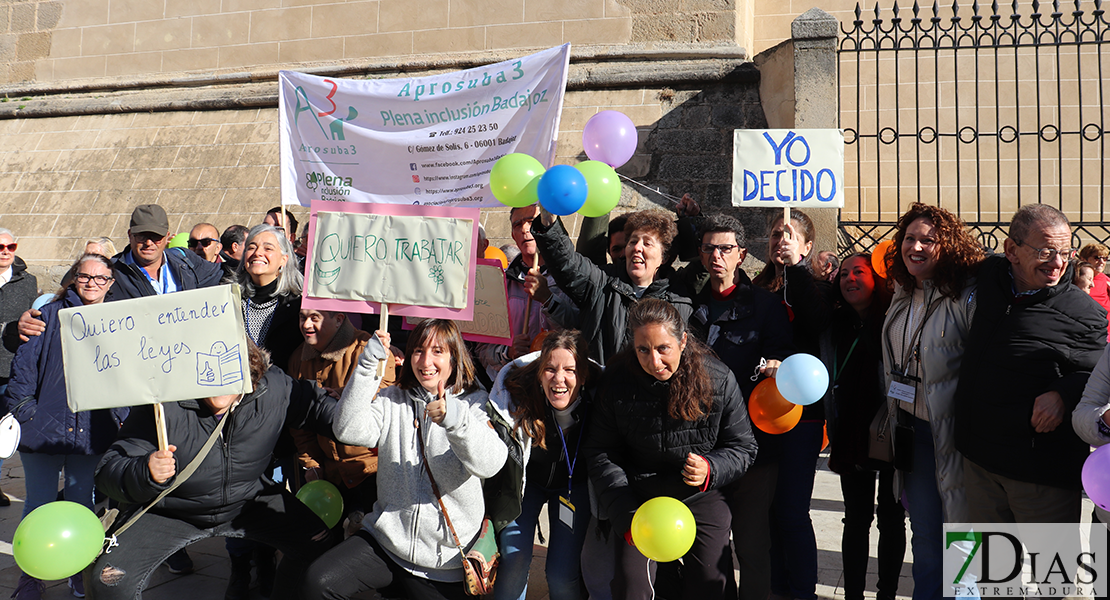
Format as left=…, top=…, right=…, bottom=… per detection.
left=881, top=202, right=983, bottom=600
left=584, top=299, right=756, bottom=600
left=487, top=330, right=600, bottom=600
left=304, top=319, right=508, bottom=600
left=824, top=253, right=905, bottom=600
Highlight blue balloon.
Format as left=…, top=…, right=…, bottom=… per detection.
left=537, top=165, right=588, bottom=216
left=775, top=353, right=829, bottom=406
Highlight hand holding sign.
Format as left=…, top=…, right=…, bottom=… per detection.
left=148, top=444, right=177, bottom=484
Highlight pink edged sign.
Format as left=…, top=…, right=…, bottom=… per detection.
left=303, top=200, right=479, bottom=320
left=403, top=258, right=512, bottom=345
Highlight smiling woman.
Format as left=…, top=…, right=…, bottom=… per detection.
left=233, top=224, right=304, bottom=372
left=880, top=202, right=984, bottom=600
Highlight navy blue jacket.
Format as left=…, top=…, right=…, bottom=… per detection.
left=2, top=289, right=128, bottom=454
left=107, top=246, right=224, bottom=301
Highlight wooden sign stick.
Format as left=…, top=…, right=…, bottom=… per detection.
left=784, top=206, right=791, bottom=240
left=153, top=402, right=168, bottom=451
left=377, top=303, right=390, bottom=378
left=520, top=253, right=540, bottom=337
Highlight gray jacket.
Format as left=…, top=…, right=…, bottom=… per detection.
left=334, top=337, right=507, bottom=581
left=1071, top=344, right=1110, bottom=523
left=881, top=279, right=976, bottom=523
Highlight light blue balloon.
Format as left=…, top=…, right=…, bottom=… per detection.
left=537, top=165, right=588, bottom=216
left=776, top=353, right=829, bottom=406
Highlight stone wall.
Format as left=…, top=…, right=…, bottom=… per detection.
left=0, top=63, right=767, bottom=290
left=0, top=0, right=768, bottom=86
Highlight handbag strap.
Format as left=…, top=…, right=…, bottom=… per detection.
left=411, top=400, right=467, bottom=554
left=105, top=401, right=233, bottom=549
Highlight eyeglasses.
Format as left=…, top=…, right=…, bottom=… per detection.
left=0, top=243, right=16, bottom=252
left=75, top=273, right=113, bottom=286
left=1095, top=256, right=1109, bottom=262
left=700, top=243, right=739, bottom=256
left=1016, top=241, right=1076, bottom=262
left=188, top=237, right=218, bottom=249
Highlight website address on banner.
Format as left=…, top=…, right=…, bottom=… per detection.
left=427, top=183, right=483, bottom=195
left=420, top=156, right=502, bottom=169
left=420, top=169, right=492, bottom=182
left=417, top=194, right=485, bottom=206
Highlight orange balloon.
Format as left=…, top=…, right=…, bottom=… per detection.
left=748, top=379, right=802, bottom=435
left=871, top=239, right=894, bottom=279
left=530, top=330, right=550, bottom=353
left=484, top=246, right=508, bottom=269
left=821, top=422, right=829, bottom=451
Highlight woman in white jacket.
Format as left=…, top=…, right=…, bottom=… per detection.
left=304, top=319, right=508, bottom=600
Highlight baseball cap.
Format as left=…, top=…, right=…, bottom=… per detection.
left=130, top=204, right=169, bottom=237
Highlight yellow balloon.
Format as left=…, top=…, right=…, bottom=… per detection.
left=630, top=497, right=697, bottom=562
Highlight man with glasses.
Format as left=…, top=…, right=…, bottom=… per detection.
left=681, top=213, right=793, bottom=600
left=108, top=205, right=223, bottom=301
left=188, top=223, right=223, bottom=264
left=954, top=203, right=1107, bottom=525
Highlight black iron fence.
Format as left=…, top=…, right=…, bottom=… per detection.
left=838, top=0, right=1110, bottom=254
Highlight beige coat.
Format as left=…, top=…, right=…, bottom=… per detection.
left=881, top=279, right=976, bottom=523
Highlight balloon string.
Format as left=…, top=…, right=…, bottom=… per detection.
left=647, top=559, right=655, bottom=600
left=617, top=174, right=682, bottom=206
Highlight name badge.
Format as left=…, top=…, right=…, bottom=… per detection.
left=558, top=495, right=575, bottom=529
left=887, top=380, right=915, bottom=404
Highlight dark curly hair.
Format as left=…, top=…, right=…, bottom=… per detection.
left=620, top=299, right=714, bottom=421
left=885, top=203, right=984, bottom=300
left=623, top=209, right=679, bottom=267
left=503, top=330, right=598, bottom=450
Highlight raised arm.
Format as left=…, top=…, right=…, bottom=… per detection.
left=334, top=336, right=389, bottom=448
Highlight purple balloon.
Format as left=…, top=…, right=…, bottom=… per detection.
left=582, top=111, right=637, bottom=168
left=1083, top=445, right=1110, bottom=510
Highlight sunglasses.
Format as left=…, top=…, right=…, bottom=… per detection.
left=188, top=238, right=218, bottom=249
left=0, top=243, right=16, bottom=252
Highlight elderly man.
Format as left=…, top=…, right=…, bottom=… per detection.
left=0, top=228, right=37, bottom=506
left=954, top=204, right=1107, bottom=524
left=188, top=222, right=223, bottom=263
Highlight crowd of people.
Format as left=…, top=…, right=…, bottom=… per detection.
left=0, top=196, right=1108, bottom=600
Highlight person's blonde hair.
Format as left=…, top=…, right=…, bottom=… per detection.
left=1079, top=243, right=1109, bottom=262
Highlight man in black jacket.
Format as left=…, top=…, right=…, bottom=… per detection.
left=108, top=204, right=223, bottom=301
left=85, top=343, right=338, bottom=600
left=954, top=204, right=1107, bottom=523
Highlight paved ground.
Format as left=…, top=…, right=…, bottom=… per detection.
left=0, top=451, right=1088, bottom=600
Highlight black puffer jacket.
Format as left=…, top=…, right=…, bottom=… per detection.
left=95, top=367, right=336, bottom=527
left=584, top=351, right=757, bottom=533
left=107, top=246, right=224, bottom=301
left=531, top=217, right=694, bottom=365
left=0, top=257, right=38, bottom=378
left=954, top=255, right=1107, bottom=489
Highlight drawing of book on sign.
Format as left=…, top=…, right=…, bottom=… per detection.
left=196, top=342, right=244, bottom=386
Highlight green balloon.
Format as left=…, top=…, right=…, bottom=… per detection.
left=574, top=160, right=621, bottom=218
left=630, top=496, right=697, bottom=562
left=490, top=154, right=545, bottom=208
left=296, top=480, right=345, bottom=529
left=167, top=232, right=189, bottom=249
left=13, top=501, right=105, bottom=581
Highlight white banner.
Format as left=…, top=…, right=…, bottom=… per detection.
left=279, top=44, right=571, bottom=208
left=732, top=129, right=845, bottom=209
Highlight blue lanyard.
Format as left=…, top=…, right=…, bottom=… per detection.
left=554, top=405, right=584, bottom=493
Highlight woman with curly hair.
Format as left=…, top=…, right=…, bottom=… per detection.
left=880, top=202, right=983, bottom=600
left=584, top=299, right=757, bottom=599
left=487, top=330, right=601, bottom=600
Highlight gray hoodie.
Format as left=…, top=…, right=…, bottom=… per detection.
left=334, top=336, right=508, bottom=581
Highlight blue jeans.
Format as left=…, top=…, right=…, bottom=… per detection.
left=495, top=483, right=590, bottom=600
left=769, top=420, right=823, bottom=600
left=901, top=417, right=944, bottom=600
left=20, top=452, right=101, bottom=519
